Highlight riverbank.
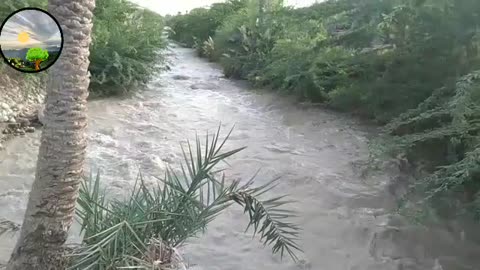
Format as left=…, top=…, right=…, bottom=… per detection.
left=0, top=66, right=45, bottom=151
left=168, top=0, right=480, bottom=231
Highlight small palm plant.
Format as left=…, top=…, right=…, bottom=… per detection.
left=69, top=127, right=301, bottom=269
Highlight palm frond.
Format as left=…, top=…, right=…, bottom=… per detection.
left=70, top=127, right=301, bottom=269
left=0, top=218, right=20, bottom=237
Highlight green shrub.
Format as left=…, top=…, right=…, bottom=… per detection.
left=254, top=18, right=326, bottom=100
left=213, top=2, right=286, bottom=79
left=88, top=0, right=167, bottom=97
left=385, top=70, right=480, bottom=220
left=167, top=0, right=246, bottom=48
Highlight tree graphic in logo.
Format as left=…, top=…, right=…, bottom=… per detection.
left=0, top=8, right=63, bottom=73
left=26, top=47, right=49, bottom=71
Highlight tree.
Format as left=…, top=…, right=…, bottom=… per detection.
left=26, top=48, right=49, bottom=71
left=7, top=0, right=96, bottom=269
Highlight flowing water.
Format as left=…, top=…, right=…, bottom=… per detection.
left=1, top=46, right=479, bottom=270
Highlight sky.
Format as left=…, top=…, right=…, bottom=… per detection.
left=0, top=9, right=62, bottom=50
left=129, top=0, right=318, bottom=15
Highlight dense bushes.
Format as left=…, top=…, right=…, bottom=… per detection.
left=1, top=0, right=167, bottom=97
left=168, top=0, right=246, bottom=48
left=169, top=0, right=480, bottom=221
left=88, top=0, right=167, bottom=96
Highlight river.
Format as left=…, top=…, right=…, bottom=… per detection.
left=0, top=46, right=479, bottom=270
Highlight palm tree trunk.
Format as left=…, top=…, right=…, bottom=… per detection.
left=7, top=0, right=95, bottom=269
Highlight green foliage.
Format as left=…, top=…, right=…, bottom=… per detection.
left=70, top=128, right=301, bottom=269
left=26, top=48, right=49, bottom=62
left=0, top=0, right=47, bottom=19
left=212, top=1, right=288, bottom=79
left=167, top=0, right=247, bottom=48
left=386, top=70, right=480, bottom=219
left=88, top=0, right=168, bottom=97
left=170, top=0, right=480, bottom=222
left=252, top=18, right=328, bottom=100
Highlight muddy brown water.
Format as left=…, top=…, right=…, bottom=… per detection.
left=1, top=46, right=479, bottom=270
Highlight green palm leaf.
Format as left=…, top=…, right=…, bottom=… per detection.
left=70, top=127, right=301, bottom=269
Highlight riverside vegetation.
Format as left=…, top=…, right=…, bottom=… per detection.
left=0, top=0, right=301, bottom=268
left=168, top=0, right=480, bottom=223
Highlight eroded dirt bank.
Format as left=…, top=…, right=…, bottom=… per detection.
left=0, top=66, right=45, bottom=151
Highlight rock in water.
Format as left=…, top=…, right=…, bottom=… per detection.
left=0, top=114, right=7, bottom=122
left=15, top=129, right=25, bottom=136
left=7, top=123, right=19, bottom=129
left=25, top=127, right=35, bottom=133
left=190, top=82, right=218, bottom=90
left=172, top=74, right=190, bottom=80
left=17, top=118, right=30, bottom=127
